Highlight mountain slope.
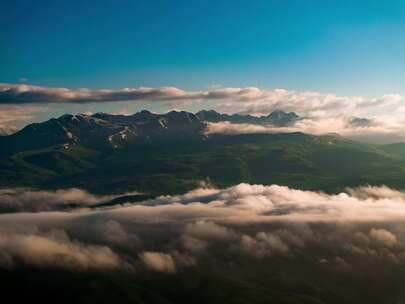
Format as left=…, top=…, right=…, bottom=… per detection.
left=0, top=110, right=209, bottom=159
left=1, top=110, right=405, bottom=195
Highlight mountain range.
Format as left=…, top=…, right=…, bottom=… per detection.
left=1, top=109, right=405, bottom=196
left=0, top=109, right=300, bottom=159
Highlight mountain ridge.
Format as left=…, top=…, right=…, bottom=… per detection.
left=2, top=109, right=405, bottom=196
left=0, top=109, right=300, bottom=159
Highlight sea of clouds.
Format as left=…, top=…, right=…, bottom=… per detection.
left=1, top=183, right=405, bottom=273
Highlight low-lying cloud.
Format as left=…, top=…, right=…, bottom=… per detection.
left=139, top=251, right=177, bottom=273
left=0, top=105, right=46, bottom=135
left=205, top=115, right=405, bottom=144
left=0, top=188, right=140, bottom=212
left=1, top=184, right=405, bottom=272
left=0, top=229, right=123, bottom=270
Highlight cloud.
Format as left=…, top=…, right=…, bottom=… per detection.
left=139, top=251, right=176, bottom=273
left=1, top=184, right=405, bottom=271
left=239, top=232, right=290, bottom=258
left=0, top=84, right=401, bottom=116
left=210, top=89, right=403, bottom=117
left=4, top=183, right=405, bottom=224
left=0, top=229, right=123, bottom=270
left=0, top=83, right=198, bottom=104
left=0, top=105, right=46, bottom=135
left=183, top=220, right=234, bottom=240
left=205, top=115, right=405, bottom=144
left=205, top=121, right=295, bottom=135
left=346, top=185, right=405, bottom=200
left=369, top=228, right=398, bottom=248
left=2, top=83, right=405, bottom=143
left=0, top=188, right=140, bottom=212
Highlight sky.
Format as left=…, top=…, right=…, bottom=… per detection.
left=1, top=0, right=405, bottom=142
left=2, top=0, right=405, bottom=94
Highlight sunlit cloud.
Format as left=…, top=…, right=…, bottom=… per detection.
left=1, top=184, right=405, bottom=271
left=0, top=105, right=46, bottom=135
left=1, top=83, right=405, bottom=143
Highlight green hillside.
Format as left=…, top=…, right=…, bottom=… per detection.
left=1, top=132, right=405, bottom=195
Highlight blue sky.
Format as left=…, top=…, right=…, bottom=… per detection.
left=1, top=0, right=405, bottom=96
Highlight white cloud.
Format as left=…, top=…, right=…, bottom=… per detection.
left=139, top=251, right=176, bottom=273
left=369, top=228, right=398, bottom=248
left=205, top=115, right=405, bottom=144
left=0, top=229, right=123, bottom=270
left=239, top=232, right=290, bottom=258
left=0, top=83, right=402, bottom=116
left=346, top=185, right=405, bottom=200
left=1, top=184, right=405, bottom=270
left=184, top=220, right=234, bottom=240
left=0, top=105, right=46, bottom=135
left=0, top=188, right=140, bottom=212
left=0, top=83, right=197, bottom=104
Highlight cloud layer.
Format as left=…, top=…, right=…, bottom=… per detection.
left=0, top=83, right=198, bottom=104
left=0, top=105, right=46, bottom=135
left=0, top=229, right=122, bottom=270
left=2, top=83, right=405, bottom=143
left=1, top=84, right=401, bottom=115
left=0, top=188, right=140, bottom=212
left=205, top=115, right=405, bottom=144
left=2, top=184, right=405, bottom=272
